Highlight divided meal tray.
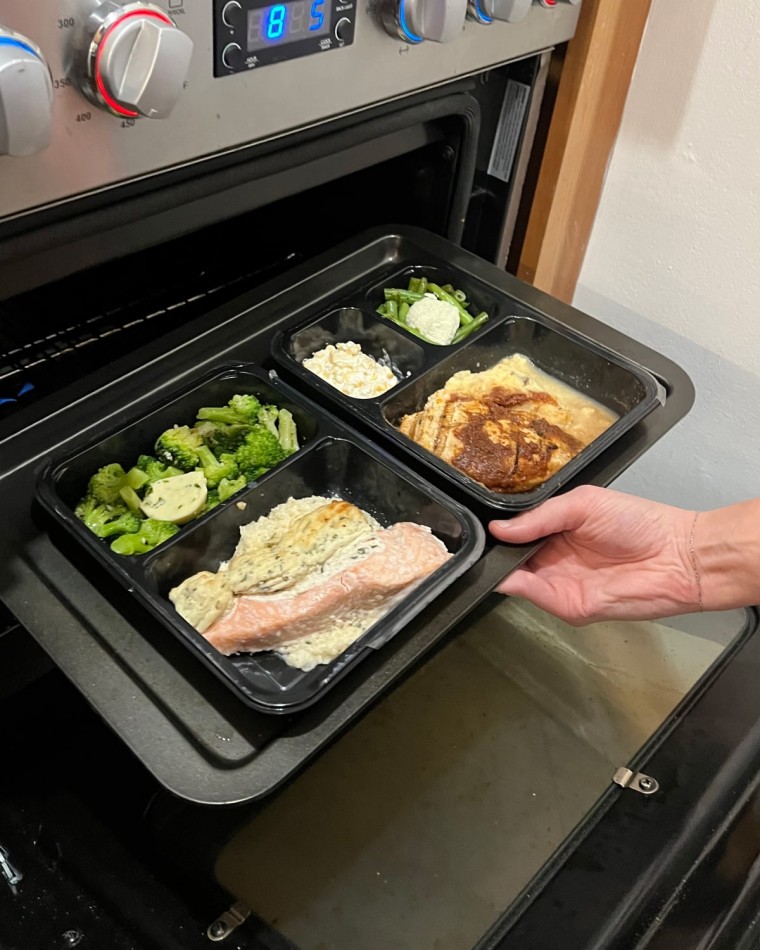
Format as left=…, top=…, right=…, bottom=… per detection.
left=272, top=261, right=664, bottom=512
left=35, top=364, right=485, bottom=715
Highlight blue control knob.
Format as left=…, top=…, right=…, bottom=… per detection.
left=0, top=27, right=53, bottom=157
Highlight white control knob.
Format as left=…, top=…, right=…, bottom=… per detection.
left=468, top=0, right=532, bottom=22
left=0, top=27, right=53, bottom=156
left=384, top=0, right=467, bottom=44
left=82, top=1, right=193, bottom=118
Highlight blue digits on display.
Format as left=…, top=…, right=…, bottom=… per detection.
left=310, top=0, right=325, bottom=31
left=266, top=4, right=287, bottom=39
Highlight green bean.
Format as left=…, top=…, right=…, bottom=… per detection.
left=399, top=301, right=410, bottom=322
left=453, top=289, right=467, bottom=303
left=408, top=277, right=421, bottom=293
left=384, top=288, right=426, bottom=305
left=427, top=283, right=473, bottom=325
left=377, top=303, right=388, bottom=315
left=386, top=299, right=399, bottom=319
left=418, top=276, right=428, bottom=295
left=442, top=283, right=455, bottom=294
left=452, top=312, right=489, bottom=344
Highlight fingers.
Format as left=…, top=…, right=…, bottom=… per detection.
left=495, top=569, right=571, bottom=619
left=495, top=567, right=539, bottom=598
left=489, top=485, right=604, bottom=545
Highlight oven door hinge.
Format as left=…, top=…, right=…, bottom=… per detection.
left=613, top=767, right=660, bottom=795
left=207, top=901, right=251, bottom=942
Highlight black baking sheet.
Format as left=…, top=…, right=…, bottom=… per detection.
left=2, top=226, right=694, bottom=804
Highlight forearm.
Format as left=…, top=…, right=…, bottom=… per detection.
left=696, top=499, right=760, bottom=611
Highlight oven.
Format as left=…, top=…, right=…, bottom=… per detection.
left=3, top=3, right=760, bottom=949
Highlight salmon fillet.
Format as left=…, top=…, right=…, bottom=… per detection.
left=202, top=522, right=451, bottom=656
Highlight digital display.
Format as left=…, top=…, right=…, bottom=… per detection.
left=247, top=1, right=331, bottom=51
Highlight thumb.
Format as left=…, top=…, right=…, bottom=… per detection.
left=489, top=488, right=597, bottom=544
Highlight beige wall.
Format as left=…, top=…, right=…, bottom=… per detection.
left=574, top=0, right=760, bottom=511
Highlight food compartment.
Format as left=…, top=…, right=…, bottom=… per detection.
left=366, top=263, right=507, bottom=347
left=378, top=315, right=662, bottom=511
left=139, top=435, right=485, bottom=714
left=36, top=365, right=321, bottom=563
left=275, top=306, right=425, bottom=399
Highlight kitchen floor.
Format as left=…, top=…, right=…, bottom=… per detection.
left=215, top=600, right=739, bottom=950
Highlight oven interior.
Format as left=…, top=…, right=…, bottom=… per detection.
left=0, top=50, right=745, bottom=950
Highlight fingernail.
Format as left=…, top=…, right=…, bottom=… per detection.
left=491, top=520, right=513, bottom=530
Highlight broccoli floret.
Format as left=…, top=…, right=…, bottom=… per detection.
left=196, top=393, right=263, bottom=427
left=75, top=496, right=141, bottom=539
left=257, top=405, right=280, bottom=439
left=193, top=420, right=252, bottom=454
left=86, top=463, right=127, bottom=506
left=229, top=393, right=263, bottom=422
left=196, top=445, right=240, bottom=488
left=234, top=427, right=286, bottom=482
left=84, top=462, right=153, bottom=511
left=276, top=408, right=299, bottom=456
left=110, top=518, right=180, bottom=556
left=96, top=510, right=142, bottom=538
left=136, top=454, right=184, bottom=485
left=218, top=474, right=247, bottom=503
left=154, top=425, right=203, bottom=471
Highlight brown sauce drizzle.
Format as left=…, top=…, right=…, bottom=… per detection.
left=448, top=387, right=585, bottom=493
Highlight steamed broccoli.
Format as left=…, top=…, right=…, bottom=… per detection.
left=254, top=406, right=299, bottom=456
left=218, top=474, right=247, bottom=503
left=154, top=425, right=203, bottom=471
left=95, top=510, right=142, bottom=538
left=196, top=393, right=262, bottom=427
left=84, top=463, right=148, bottom=507
left=86, top=463, right=128, bottom=506
left=234, top=427, right=285, bottom=481
left=136, top=454, right=184, bottom=485
left=74, top=495, right=142, bottom=539
left=195, top=445, right=239, bottom=488
left=109, top=518, right=180, bottom=556
left=276, top=408, right=299, bottom=456
left=192, top=420, right=252, bottom=454
left=257, top=405, right=279, bottom=439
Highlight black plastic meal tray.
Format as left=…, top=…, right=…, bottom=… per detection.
left=34, top=363, right=485, bottom=715
left=272, top=261, right=664, bottom=512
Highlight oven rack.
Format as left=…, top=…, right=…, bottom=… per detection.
left=0, top=239, right=301, bottom=421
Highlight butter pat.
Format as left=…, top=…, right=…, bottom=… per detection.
left=140, top=472, right=208, bottom=524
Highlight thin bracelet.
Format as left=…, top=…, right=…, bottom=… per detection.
left=689, top=511, right=704, bottom=612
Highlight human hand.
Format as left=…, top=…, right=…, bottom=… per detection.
left=489, top=486, right=699, bottom=625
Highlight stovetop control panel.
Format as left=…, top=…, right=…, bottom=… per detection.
left=0, top=0, right=580, bottom=222
left=213, top=0, right=356, bottom=75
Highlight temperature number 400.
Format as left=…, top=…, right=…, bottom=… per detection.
left=263, top=0, right=325, bottom=41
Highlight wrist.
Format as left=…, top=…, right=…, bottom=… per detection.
left=694, top=500, right=760, bottom=611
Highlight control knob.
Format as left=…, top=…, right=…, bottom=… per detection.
left=468, top=0, right=532, bottom=22
left=82, top=1, right=193, bottom=119
left=0, top=26, right=53, bottom=157
left=384, top=0, right=468, bottom=44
